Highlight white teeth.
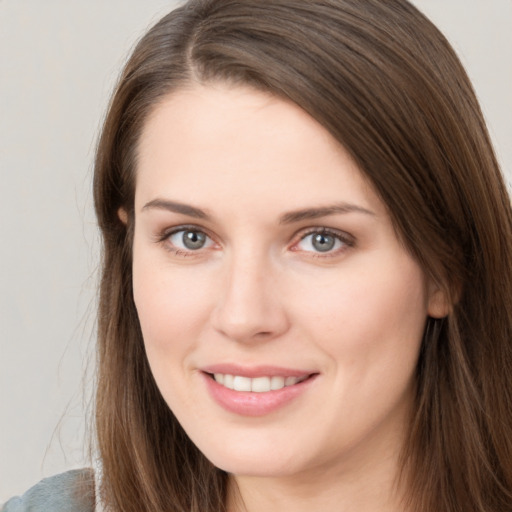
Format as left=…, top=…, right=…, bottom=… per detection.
left=233, top=376, right=252, bottom=391
left=251, top=376, right=271, bottom=393
left=223, top=374, right=234, bottom=390
left=285, top=376, right=298, bottom=386
left=270, top=376, right=285, bottom=390
left=212, top=373, right=307, bottom=392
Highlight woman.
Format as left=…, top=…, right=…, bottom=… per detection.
left=4, top=0, right=512, bottom=511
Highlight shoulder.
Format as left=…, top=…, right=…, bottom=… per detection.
left=1, top=469, right=95, bottom=512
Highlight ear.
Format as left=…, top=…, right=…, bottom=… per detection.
left=118, top=207, right=128, bottom=225
left=427, top=281, right=451, bottom=319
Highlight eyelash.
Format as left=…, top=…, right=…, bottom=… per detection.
left=156, top=225, right=355, bottom=258
left=156, top=225, right=216, bottom=257
left=293, top=228, right=355, bottom=258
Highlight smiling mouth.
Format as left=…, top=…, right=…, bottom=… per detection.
left=207, top=373, right=313, bottom=392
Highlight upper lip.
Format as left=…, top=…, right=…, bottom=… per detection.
left=200, top=363, right=316, bottom=378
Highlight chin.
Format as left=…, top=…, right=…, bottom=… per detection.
left=192, top=432, right=304, bottom=477
left=214, top=457, right=300, bottom=478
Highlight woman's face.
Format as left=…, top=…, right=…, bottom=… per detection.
left=132, top=84, right=446, bottom=480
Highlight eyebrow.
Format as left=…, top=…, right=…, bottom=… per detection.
left=142, top=199, right=211, bottom=219
left=279, top=203, right=376, bottom=224
left=141, top=198, right=375, bottom=223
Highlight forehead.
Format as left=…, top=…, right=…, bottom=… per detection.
left=135, top=83, right=383, bottom=217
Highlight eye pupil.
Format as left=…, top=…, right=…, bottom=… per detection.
left=312, top=233, right=335, bottom=252
left=182, top=230, right=206, bottom=250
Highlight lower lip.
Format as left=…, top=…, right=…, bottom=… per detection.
left=202, top=373, right=317, bottom=417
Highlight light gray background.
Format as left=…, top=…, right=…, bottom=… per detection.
left=1, top=0, right=511, bottom=502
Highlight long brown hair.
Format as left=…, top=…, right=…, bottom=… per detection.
left=93, top=1, right=512, bottom=510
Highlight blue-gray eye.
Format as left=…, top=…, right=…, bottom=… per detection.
left=313, top=233, right=335, bottom=252
left=297, top=231, right=344, bottom=253
left=169, top=229, right=212, bottom=250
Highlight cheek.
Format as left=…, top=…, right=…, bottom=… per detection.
left=298, top=252, right=428, bottom=370
left=131, top=249, right=219, bottom=414
left=132, top=248, right=213, bottom=359
left=289, top=255, right=428, bottom=447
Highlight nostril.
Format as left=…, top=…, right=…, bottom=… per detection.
left=254, top=331, right=272, bottom=337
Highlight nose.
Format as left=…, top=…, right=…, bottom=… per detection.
left=211, top=251, right=290, bottom=343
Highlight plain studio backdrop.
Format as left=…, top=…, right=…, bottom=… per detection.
left=0, top=0, right=510, bottom=502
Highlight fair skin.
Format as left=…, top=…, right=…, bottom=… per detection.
left=129, top=83, right=448, bottom=512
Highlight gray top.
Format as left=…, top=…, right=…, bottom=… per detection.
left=1, top=469, right=95, bottom=512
